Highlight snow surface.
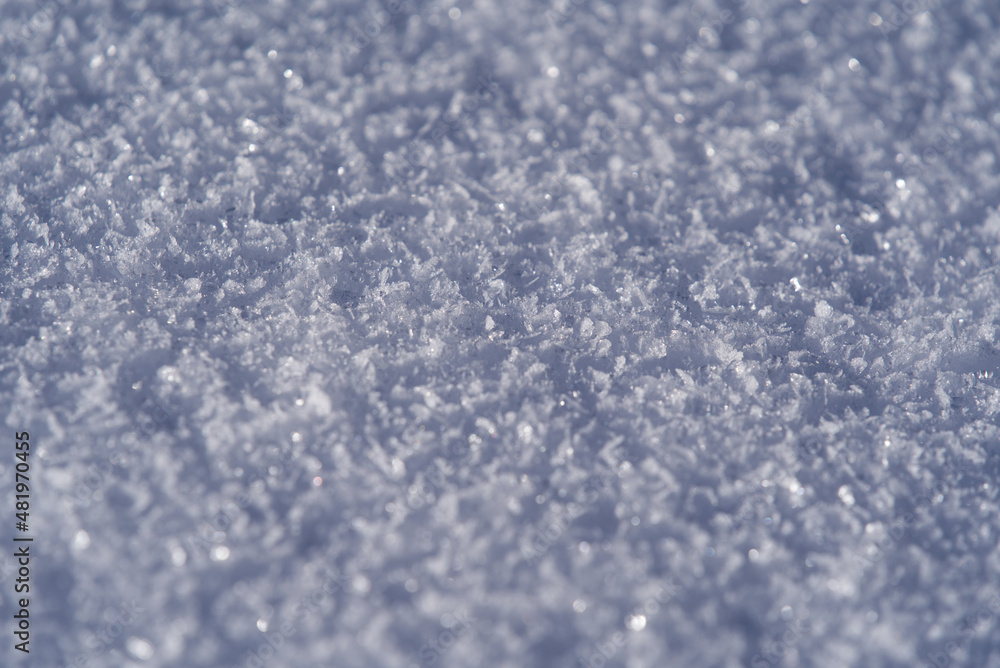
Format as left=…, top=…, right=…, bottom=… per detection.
left=2, top=0, right=1000, bottom=666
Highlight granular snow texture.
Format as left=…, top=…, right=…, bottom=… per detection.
left=2, top=0, right=1000, bottom=666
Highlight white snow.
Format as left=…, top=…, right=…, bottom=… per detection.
left=2, top=0, right=1000, bottom=666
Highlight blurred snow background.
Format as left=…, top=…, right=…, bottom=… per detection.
left=2, top=0, right=1000, bottom=666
